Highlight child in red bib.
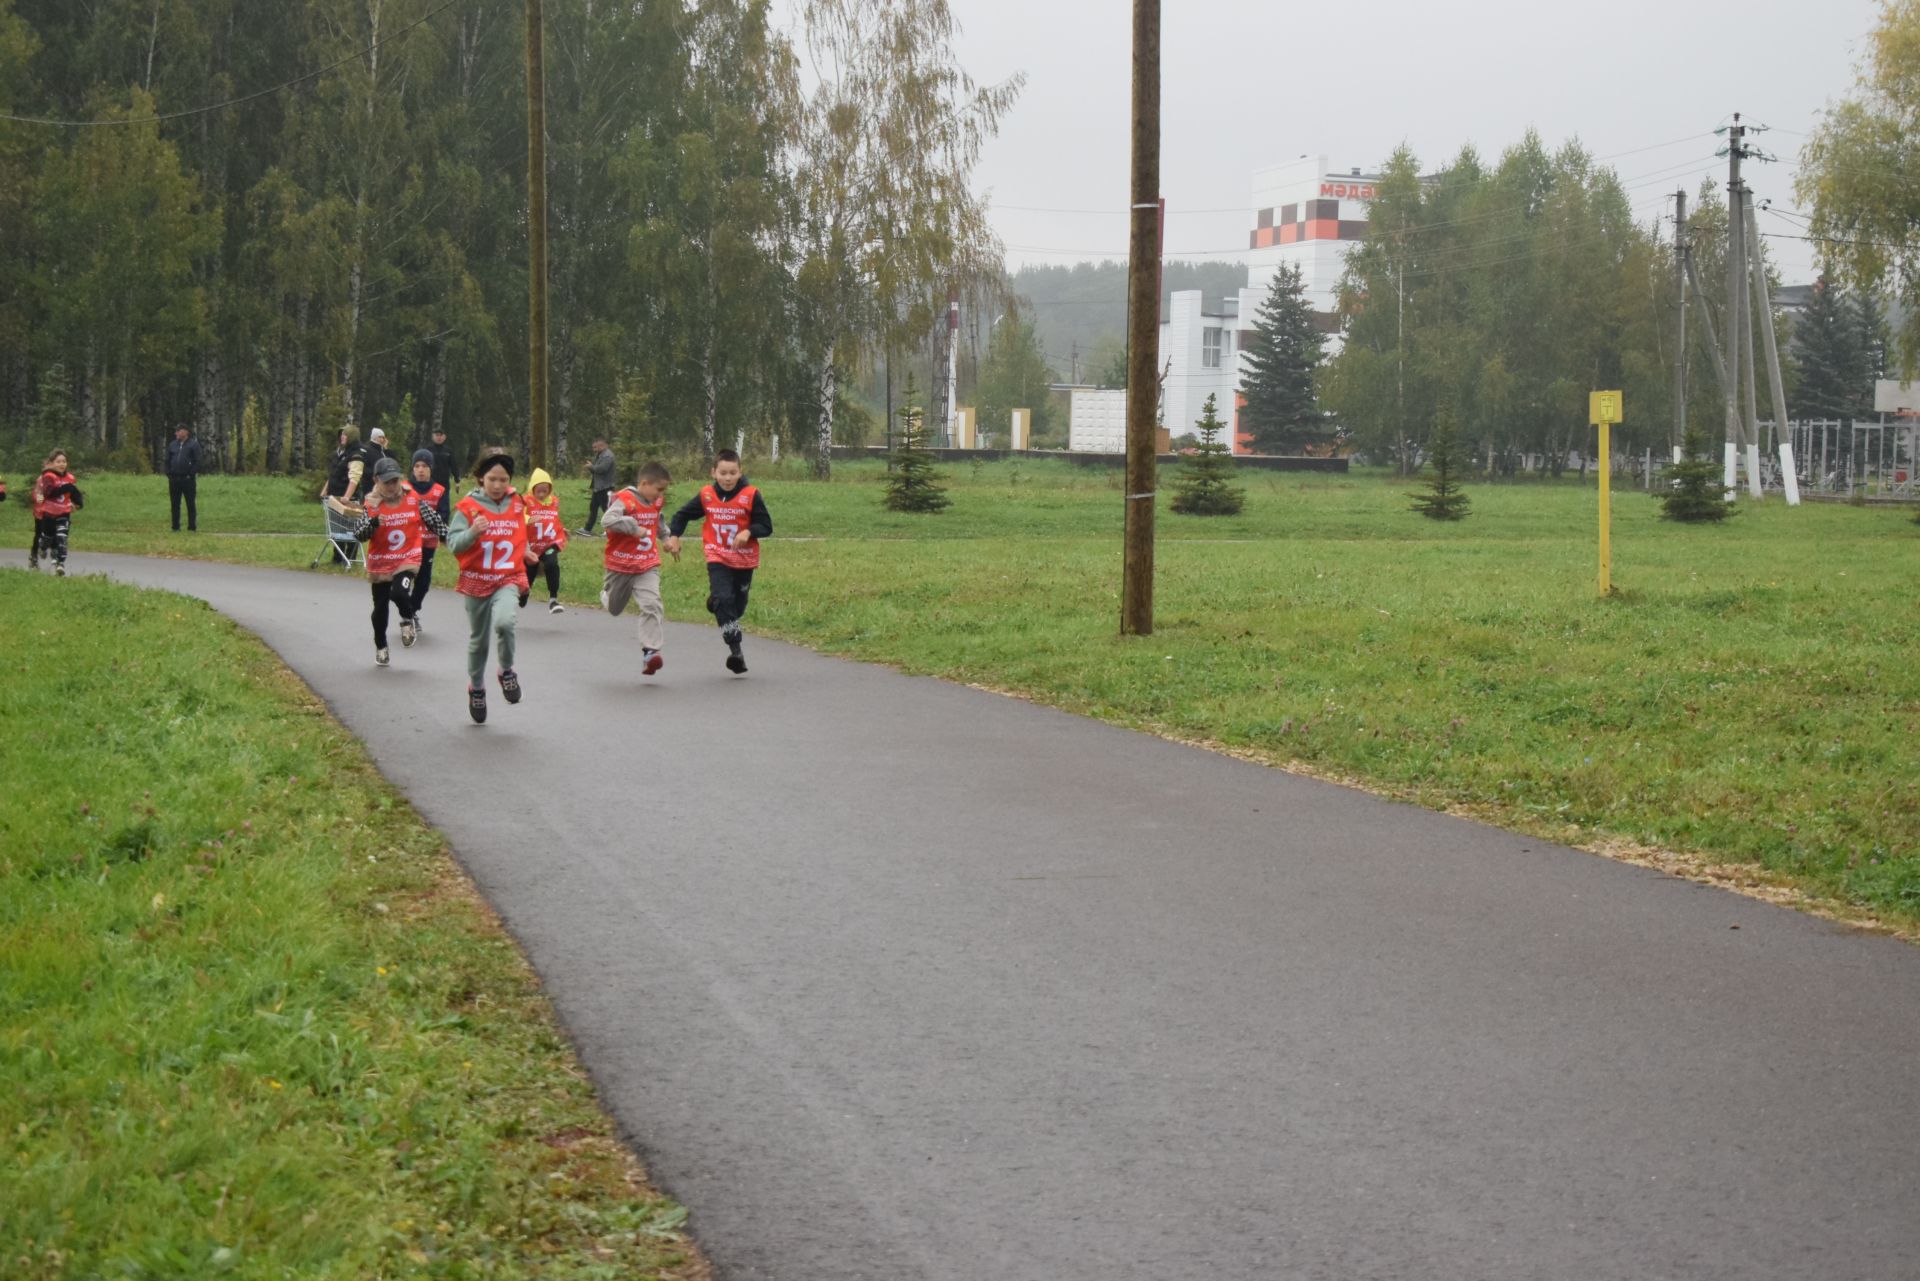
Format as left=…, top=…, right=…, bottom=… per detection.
left=352, top=457, right=448, bottom=665
left=666, top=448, right=770, bottom=674
left=600, top=460, right=678, bottom=675
left=29, top=450, right=82, bottom=576
left=445, top=452, right=536, bottom=723
left=523, top=467, right=569, bottom=614
left=406, top=449, right=449, bottom=624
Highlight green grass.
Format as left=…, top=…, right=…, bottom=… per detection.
left=0, top=573, right=699, bottom=1279
left=23, top=461, right=1920, bottom=927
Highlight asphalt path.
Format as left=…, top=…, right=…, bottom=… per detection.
left=57, top=551, right=1920, bottom=1280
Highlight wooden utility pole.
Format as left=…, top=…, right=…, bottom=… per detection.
left=1671, top=189, right=1688, bottom=462
left=526, top=0, right=549, bottom=470
left=1121, top=0, right=1159, bottom=636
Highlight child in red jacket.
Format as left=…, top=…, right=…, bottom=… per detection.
left=30, top=450, right=82, bottom=576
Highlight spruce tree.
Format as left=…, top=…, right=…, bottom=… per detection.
left=1238, top=262, right=1328, bottom=454
left=1170, top=394, right=1245, bottom=515
left=1409, top=407, right=1471, bottom=521
left=1658, top=427, right=1735, bottom=523
left=883, top=380, right=950, bottom=514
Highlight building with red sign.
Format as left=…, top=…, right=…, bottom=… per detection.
left=1155, top=156, right=1378, bottom=453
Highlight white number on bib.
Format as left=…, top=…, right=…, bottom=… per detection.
left=637, top=529, right=654, bottom=551
left=386, top=528, right=407, bottom=551
left=479, top=538, right=516, bottom=570
left=719, top=526, right=739, bottom=548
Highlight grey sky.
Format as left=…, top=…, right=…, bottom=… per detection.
left=776, top=0, right=1884, bottom=286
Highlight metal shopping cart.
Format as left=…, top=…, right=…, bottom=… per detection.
left=310, top=497, right=365, bottom=570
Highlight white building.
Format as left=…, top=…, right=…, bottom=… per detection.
left=1158, top=155, right=1377, bottom=453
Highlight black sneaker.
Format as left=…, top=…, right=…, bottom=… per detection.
left=499, top=668, right=522, bottom=703
left=399, top=617, right=417, bottom=647
left=468, top=685, right=487, bottom=724
left=725, top=651, right=747, bottom=674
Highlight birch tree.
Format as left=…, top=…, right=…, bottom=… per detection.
left=792, top=0, right=1020, bottom=477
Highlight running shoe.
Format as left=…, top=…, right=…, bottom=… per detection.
left=54, top=563, right=66, bottom=577
left=642, top=649, right=663, bottom=676
left=548, top=599, right=565, bottom=614
left=499, top=668, right=522, bottom=703
left=725, top=651, right=747, bottom=674
left=399, top=617, right=418, bottom=647
left=468, top=685, right=487, bottom=723
left=375, top=647, right=390, bottom=667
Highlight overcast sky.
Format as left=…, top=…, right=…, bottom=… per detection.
left=773, top=0, right=1884, bottom=285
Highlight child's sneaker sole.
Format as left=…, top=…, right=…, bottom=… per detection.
left=399, top=619, right=417, bottom=647
left=499, top=669, right=522, bottom=703
left=548, top=600, right=565, bottom=614
left=375, top=648, right=390, bottom=667
left=642, top=652, right=664, bottom=675
left=468, top=686, right=487, bottom=724
left=725, top=652, right=747, bottom=674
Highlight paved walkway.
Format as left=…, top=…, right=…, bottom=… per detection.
left=60, top=553, right=1920, bottom=1280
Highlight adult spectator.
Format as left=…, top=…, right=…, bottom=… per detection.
left=426, top=425, right=456, bottom=489
left=165, top=423, right=202, bottom=532
left=580, top=436, right=615, bottom=535
left=322, top=426, right=371, bottom=503
left=365, top=426, right=390, bottom=475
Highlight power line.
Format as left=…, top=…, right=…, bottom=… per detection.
left=989, top=131, right=1717, bottom=219
left=0, top=0, right=466, bottom=128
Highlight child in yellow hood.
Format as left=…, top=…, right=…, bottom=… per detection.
left=524, top=467, right=569, bottom=613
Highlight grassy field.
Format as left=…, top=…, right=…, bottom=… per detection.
left=0, top=574, right=700, bottom=1278
left=19, top=460, right=1920, bottom=928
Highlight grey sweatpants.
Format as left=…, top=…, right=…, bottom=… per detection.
left=603, top=568, right=664, bottom=650
left=463, top=584, right=520, bottom=686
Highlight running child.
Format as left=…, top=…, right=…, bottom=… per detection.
left=599, top=460, right=677, bottom=676
left=352, top=457, right=447, bottom=666
left=405, top=449, right=448, bottom=625
left=666, top=448, right=770, bottom=674
left=29, top=450, right=82, bottom=576
left=445, top=451, right=536, bottom=723
left=523, top=467, right=569, bottom=614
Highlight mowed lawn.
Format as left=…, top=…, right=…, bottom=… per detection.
left=30, top=460, right=1920, bottom=925
left=0, top=574, right=699, bottom=1277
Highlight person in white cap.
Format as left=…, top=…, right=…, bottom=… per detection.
left=365, top=426, right=390, bottom=477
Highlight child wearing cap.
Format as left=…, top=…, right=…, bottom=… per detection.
left=523, top=467, right=569, bottom=614
left=352, top=457, right=447, bottom=666
left=445, top=451, right=536, bottom=723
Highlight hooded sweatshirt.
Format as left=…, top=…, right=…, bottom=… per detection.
left=523, top=468, right=568, bottom=556
left=447, top=486, right=531, bottom=596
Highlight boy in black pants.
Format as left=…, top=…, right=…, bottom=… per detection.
left=667, top=449, right=771, bottom=674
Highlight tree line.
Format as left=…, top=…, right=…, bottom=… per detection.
left=0, top=0, right=1016, bottom=476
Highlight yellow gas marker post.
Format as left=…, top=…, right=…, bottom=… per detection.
left=1590, top=390, right=1622, bottom=597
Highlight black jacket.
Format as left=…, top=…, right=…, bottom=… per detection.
left=427, top=440, right=456, bottom=489
left=325, top=443, right=371, bottom=499
left=165, top=436, right=202, bottom=477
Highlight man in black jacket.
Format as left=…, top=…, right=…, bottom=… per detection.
left=426, top=425, right=456, bottom=489
left=165, top=424, right=202, bottom=532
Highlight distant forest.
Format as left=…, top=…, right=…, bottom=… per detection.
left=1008, top=261, right=1249, bottom=383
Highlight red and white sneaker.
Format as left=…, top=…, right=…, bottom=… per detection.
left=642, top=650, right=664, bottom=676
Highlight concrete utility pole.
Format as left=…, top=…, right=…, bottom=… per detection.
left=1121, top=0, right=1159, bottom=636
left=526, top=0, right=549, bottom=470
left=1722, top=115, right=1745, bottom=498
left=1746, top=193, right=1800, bottom=503
left=1738, top=181, right=1764, bottom=497
left=1672, top=189, right=1688, bottom=463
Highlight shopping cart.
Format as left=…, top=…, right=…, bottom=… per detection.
left=310, top=497, right=365, bottom=570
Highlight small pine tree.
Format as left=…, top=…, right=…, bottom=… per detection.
left=1658, top=427, right=1735, bottom=523
left=1171, top=394, right=1245, bottom=515
left=883, top=380, right=950, bottom=514
left=1409, top=407, right=1471, bottom=520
